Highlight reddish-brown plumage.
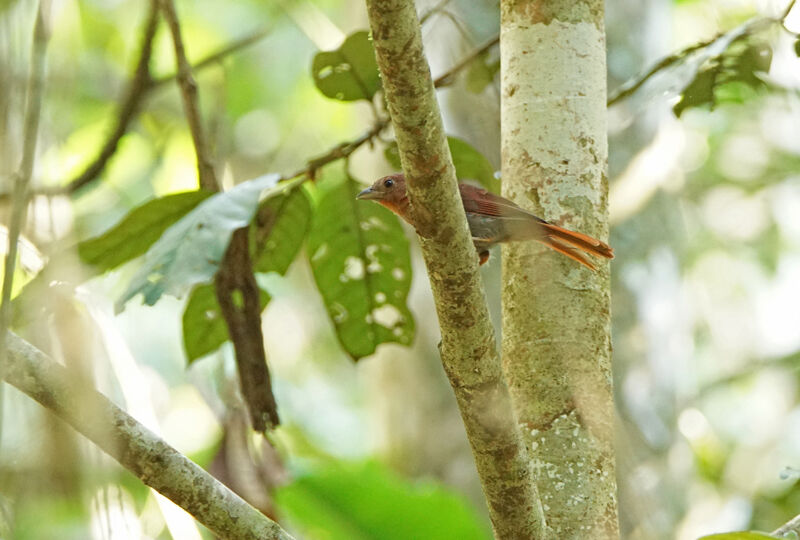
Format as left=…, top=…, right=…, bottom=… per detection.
left=357, top=173, right=613, bottom=270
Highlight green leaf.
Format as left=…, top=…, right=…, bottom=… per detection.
left=312, top=31, right=381, bottom=102
left=181, top=187, right=310, bottom=362
left=794, top=37, right=800, bottom=57
left=252, top=187, right=312, bottom=275
left=274, top=461, right=491, bottom=540
left=307, top=166, right=414, bottom=360
left=466, top=56, right=500, bottom=93
left=182, top=283, right=270, bottom=363
left=674, top=35, right=772, bottom=117
left=448, top=136, right=500, bottom=193
left=78, top=190, right=213, bottom=272
left=383, top=137, right=499, bottom=193
left=115, top=174, right=280, bottom=312
left=698, top=532, right=779, bottom=539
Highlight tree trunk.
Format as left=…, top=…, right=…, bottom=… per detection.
left=499, top=1, right=619, bottom=538
left=364, top=0, right=545, bottom=537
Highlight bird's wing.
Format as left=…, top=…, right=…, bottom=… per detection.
left=459, top=184, right=546, bottom=223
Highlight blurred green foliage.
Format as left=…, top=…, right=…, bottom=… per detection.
left=275, top=460, right=491, bottom=540
left=2, top=0, right=800, bottom=538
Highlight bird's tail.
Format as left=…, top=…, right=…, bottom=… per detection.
left=537, top=222, right=614, bottom=271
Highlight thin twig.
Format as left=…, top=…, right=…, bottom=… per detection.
left=63, top=23, right=269, bottom=194
left=419, top=0, right=454, bottom=25
left=433, top=34, right=499, bottom=88
left=782, top=0, right=797, bottom=21
left=283, top=119, right=389, bottom=181
left=0, top=0, right=48, bottom=460
left=150, top=27, right=272, bottom=89
left=65, top=1, right=158, bottom=193
left=608, top=8, right=795, bottom=107
left=159, top=0, right=217, bottom=190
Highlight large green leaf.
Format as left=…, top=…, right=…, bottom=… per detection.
left=78, top=190, right=213, bottom=272
left=274, top=461, right=491, bottom=540
left=307, top=167, right=414, bottom=360
left=384, top=137, right=499, bottom=193
left=115, top=174, right=280, bottom=312
left=311, top=31, right=380, bottom=102
left=181, top=187, right=311, bottom=362
left=182, top=283, right=270, bottom=363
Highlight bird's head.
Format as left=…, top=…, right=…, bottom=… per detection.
left=356, top=173, right=410, bottom=217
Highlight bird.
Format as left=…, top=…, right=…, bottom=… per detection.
left=356, top=173, right=613, bottom=270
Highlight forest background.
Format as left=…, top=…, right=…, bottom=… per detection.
left=1, top=0, right=800, bottom=539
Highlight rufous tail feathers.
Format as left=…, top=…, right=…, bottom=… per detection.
left=538, top=222, right=614, bottom=271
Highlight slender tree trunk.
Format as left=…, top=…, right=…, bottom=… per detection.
left=499, top=1, right=619, bottom=538
left=364, top=1, right=545, bottom=537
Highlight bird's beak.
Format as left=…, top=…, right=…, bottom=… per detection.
left=356, top=187, right=382, bottom=200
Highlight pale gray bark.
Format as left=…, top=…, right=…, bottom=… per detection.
left=500, top=1, right=619, bottom=538
left=364, top=0, right=545, bottom=537
left=1, top=331, right=294, bottom=540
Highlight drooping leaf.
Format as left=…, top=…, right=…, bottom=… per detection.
left=182, top=283, right=270, bottom=363
left=78, top=190, right=213, bottom=272
left=116, top=174, right=280, bottom=312
left=674, top=34, right=772, bottom=117
left=384, top=137, right=499, bottom=193
left=251, top=187, right=312, bottom=275
left=307, top=166, right=414, bottom=360
left=698, top=532, right=780, bottom=540
left=181, top=187, right=311, bottom=362
left=274, top=461, right=491, bottom=540
left=312, top=31, right=381, bottom=102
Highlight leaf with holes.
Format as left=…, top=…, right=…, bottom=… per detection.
left=307, top=166, right=414, bottom=360
left=115, top=174, right=280, bottom=312
left=78, top=190, right=213, bottom=272
left=182, top=283, right=270, bottom=363
left=181, top=187, right=311, bottom=362
left=312, top=31, right=381, bottom=102
left=384, top=137, right=499, bottom=193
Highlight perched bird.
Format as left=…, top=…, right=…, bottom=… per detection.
left=357, top=173, right=613, bottom=270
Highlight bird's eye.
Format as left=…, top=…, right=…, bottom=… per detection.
left=383, top=178, right=394, bottom=188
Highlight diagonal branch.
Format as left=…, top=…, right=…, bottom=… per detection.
left=159, top=0, right=216, bottom=190
left=364, top=1, right=545, bottom=538
left=773, top=512, right=800, bottom=537
left=0, top=331, right=294, bottom=540
left=64, top=17, right=270, bottom=194
left=433, top=34, right=499, bottom=88
left=65, top=0, right=159, bottom=193
left=150, top=27, right=272, bottom=89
